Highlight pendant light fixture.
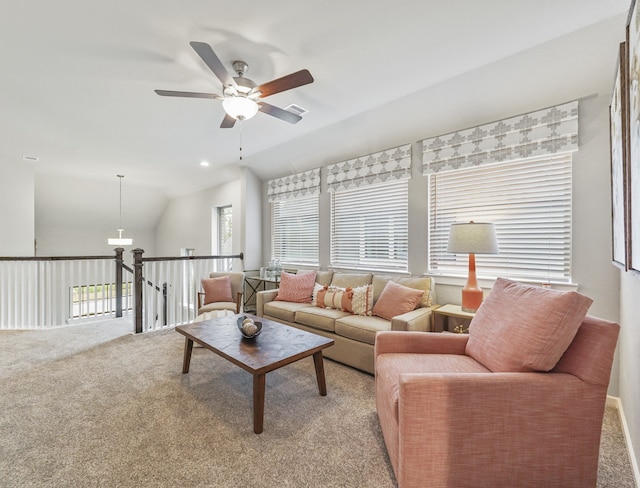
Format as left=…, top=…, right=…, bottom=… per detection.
left=108, top=174, right=133, bottom=246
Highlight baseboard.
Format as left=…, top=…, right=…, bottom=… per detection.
left=607, top=395, right=640, bottom=487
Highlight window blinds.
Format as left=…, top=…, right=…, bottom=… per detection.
left=328, top=145, right=412, bottom=272
left=271, top=195, right=319, bottom=266
left=268, top=168, right=320, bottom=266
left=428, top=154, right=573, bottom=282
left=331, top=179, right=409, bottom=272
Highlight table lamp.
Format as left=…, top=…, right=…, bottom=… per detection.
left=447, top=221, right=499, bottom=312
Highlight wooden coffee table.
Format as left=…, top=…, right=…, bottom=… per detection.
left=175, top=313, right=334, bottom=434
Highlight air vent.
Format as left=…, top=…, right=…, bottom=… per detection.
left=22, top=155, right=39, bottom=162
left=284, top=104, right=309, bottom=117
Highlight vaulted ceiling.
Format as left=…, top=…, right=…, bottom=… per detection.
left=1, top=1, right=629, bottom=204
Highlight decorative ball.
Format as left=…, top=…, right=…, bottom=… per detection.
left=242, top=322, right=259, bottom=336
left=242, top=318, right=254, bottom=326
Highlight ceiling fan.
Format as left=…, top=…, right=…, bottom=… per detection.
left=155, top=41, right=314, bottom=128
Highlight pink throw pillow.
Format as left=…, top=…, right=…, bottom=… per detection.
left=372, top=280, right=424, bottom=320
left=465, top=278, right=593, bottom=372
left=202, top=276, right=233, bottom=305
left=275, top=271, right=317, bottom=303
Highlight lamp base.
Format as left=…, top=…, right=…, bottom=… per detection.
left=461, top=287, right=483, bottom=313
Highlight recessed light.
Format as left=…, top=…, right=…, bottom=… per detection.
left=22, top=155, right=39, bottom=162
left=200, top=161, right=210, bottom=167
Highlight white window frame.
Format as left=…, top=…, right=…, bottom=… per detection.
left=428, top=153, right=573, bottom=283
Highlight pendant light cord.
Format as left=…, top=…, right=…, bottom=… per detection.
left=117, top=174, right=124, bottom=229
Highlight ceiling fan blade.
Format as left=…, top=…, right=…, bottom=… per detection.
left=257, top=69, right=314, bottom=98
left=189, top=41, right=237, bottom=90
left=259, top=102, right=303, bottom=124
left=220, top=113, right=237, bottom=129
left=155, top=89, right=221, bottom=99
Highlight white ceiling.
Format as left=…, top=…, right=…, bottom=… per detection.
left=0, top=0, right=630, bottom=201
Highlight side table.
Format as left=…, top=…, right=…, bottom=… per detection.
left=243, top=275, right=280, bottom=313
left=431, top=304, right=476, bottom=333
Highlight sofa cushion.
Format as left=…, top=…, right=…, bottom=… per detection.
left=295, top=307, right=349, bottom=332
left=315, top=284, right=374, bottom=316
left=316, top=270, right=334, bottom=286
left=465, top=278, right=593, bottom=372
left=372, top=275, right=393, bottom=303
left=197, top=301, right=237, bottom=315
left=330, top=273, right=373, bottom=288
left=297, top=269, right=333, bottom=286
left=397, top=277, right=435, bottom=308
left=372, top=281, right=424, bottom=320
left=201, top=276, right=233, bottom=305
left=264, top=300, right=311, bottom=323
left=336, top=314, right=394, bottom=345
left=275, top=271, right=316, bottom=303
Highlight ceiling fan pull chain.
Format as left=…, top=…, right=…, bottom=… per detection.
left=239, top=120, right=243, bottom=161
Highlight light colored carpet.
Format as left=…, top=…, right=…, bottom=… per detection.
left=0, top=318, right=635, bottom=488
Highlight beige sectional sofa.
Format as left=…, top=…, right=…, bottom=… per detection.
left=256, top=270, right=437, bottom=374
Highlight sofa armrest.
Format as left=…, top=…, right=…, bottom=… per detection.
left=256, top=289, right=279, bottom=317
left=375, top=331, right=468, bottom=357
left=390, top=306, right=435, bottom=332
left=395, top=372, right=602, bottom=486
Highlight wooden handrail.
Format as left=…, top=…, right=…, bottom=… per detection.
left=0, top=255, right=113, bottom=261
left=140, top=252, right=244, bottom=263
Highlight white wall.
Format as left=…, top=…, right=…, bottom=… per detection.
left=240, top=167, right=263, bottom=271
left=620, top=272, right=640, bottom=473
left=154, top=167, right=256, bottom=267
left=0, top=160, right=35, bottom=256
left=155, top=179, right=240, bottom=257
left=261, top=14, right=623, bottom=312
left=257, top=15, right=626, bottom=396
left=34, top=173, right=165, bottom=257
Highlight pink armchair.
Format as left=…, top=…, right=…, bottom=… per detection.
left=375, top=278, right=620, bottom=488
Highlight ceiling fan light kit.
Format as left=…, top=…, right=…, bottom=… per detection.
left=155, top=41, right=314, bottom=128
left=222, top=96, right=259, bottom=121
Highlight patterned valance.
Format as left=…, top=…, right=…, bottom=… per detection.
left=326, top=144, right=412, bottom=192
left=267, top=168, right=321, bottom=203
left=421, top=101, right=579, bottom=174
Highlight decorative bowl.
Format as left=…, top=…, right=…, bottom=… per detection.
left=236, top=315, right=263, bottom=339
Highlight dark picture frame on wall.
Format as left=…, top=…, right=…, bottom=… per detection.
left=610, top=42, right=630, bottom=270
left=627, top=0, right=640, bottom=274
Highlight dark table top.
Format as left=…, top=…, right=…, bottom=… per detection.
left=176, top=313, right=334, bottom=374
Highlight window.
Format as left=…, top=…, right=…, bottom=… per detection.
left=271, top=195, right=319, bottom=266
left=214, top=206, right=233, bottom=271
left=428, top=153, right=572, bottom=283
left=331, top=179, right=408, bottom=272
left=217, top=206, right=232, bottom=255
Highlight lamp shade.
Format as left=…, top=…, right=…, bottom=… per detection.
left=447, top=222, right=499, bottom=255
left=222, top=96, right=259, bottom=120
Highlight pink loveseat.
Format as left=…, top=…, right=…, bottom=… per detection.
left=375, top=278, right=620, bottom=488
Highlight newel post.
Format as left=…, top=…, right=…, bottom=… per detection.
left=114, top=248, right=124, bottom=318
left=132, top=248, right=144, bottom=333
